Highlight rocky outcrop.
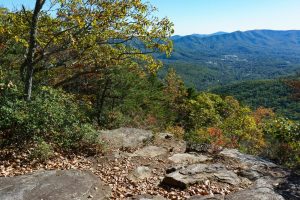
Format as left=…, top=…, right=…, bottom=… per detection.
left=99, top=128, right=153, bottom=149
left=132, top=146, right=168, bottom=158
left=225, top=178, right=285, bottom=200
left=0, top=170, right=111, bottom=200
left=160, top=148, right=293, bottom=199
left=1, top=128, right=298, bottom=200
left=168, top=153, right=211, bottom=164
left=276, top=172, right=300, bottom=200
left=162, top=163, right=241, bottom=189
left=219, top=149, right=289, bottom=184
left=128, top=166, right=153, bottom=182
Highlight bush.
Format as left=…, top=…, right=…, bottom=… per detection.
left=166, top=125, right=185, bottom=139
left=0, top=85, right=101, bottom=154
left=262, top=117, right=300, bottom=168
left=31, top=138, right=54, bottom=162
left=184, top=93, right=265, bottom=155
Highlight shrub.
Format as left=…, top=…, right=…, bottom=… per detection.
left=166, top=125, right=185, bottom=139
left=31, top=138, right=54, bottom=162
left=0, top=85, right=102, bottom=154
left=262, top=117, right=300, bottom=168
left=185, top=93, right=266, bottom=155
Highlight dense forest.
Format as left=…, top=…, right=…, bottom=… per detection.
left=211, top=78, right=300, bottom=120
left=0, top=0, right=299, bottom=170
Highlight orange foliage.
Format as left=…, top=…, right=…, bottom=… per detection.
left=252, top=107, right=275, bottom=124
left=207, top=127, right=226, bottom=148
left=146, top=115, right=158, bottom=127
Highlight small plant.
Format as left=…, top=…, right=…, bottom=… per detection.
left=166, top=125, right=185, bottom=139
left=31, top=138, right=54, bottom=162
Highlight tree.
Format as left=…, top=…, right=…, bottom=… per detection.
left=21, top=0, right=46, bottom=100
left=1, top=0, right=174, bottom=100
left=163, top=68, right=188, bottom=125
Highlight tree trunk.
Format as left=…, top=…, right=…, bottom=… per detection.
left=96, top=78, right=111, bottom=124
left=22, top=0, right=45, bottom=101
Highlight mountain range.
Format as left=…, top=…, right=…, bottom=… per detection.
left=159, top=30, right=300, bottom=90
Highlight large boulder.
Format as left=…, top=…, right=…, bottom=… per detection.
left=0, top=170, right=111, bottom=200
left=276, top=172, right=300, bottom=200
left=162, top=164, right=240, bottom=189
left=225, top=178, right=285, bottom=200
left=168, top=153, right=211, bottom=164
left=128, top=166, right=153, bottom=182
left=220, top=149, right=277, bottom=169
left=132, top=146, right=168, bottom=158
left=219, top=149, right=288, bottom=182
left=99, top=128, right=153, bottom=149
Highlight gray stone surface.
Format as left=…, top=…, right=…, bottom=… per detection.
left=220, top=149, right=289, bottom=182
left=168, top=153, right=211, bottom=164
left=189, top=195, right=224, bottom=200
left=132, top=146, right=168, bottom=158
left=162, top=164, right=240, bottom=189
left=99, top=128, right=153, bottom=149
left=128, top=166, right=153, bottom=182
left=131, top=194, right=167, bottom=200
left=220, top=149, right=277, bottom=170
left=157, top=132, right=174, bottom=140
left=225, top=178, right=285, bottom=200
left=0, top=170, right=111, bottom=200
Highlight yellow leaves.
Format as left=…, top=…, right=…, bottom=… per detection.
left=0, top=26, right=5, bottom=35
left=14, top=35, right=29, bottom=48
left=75, top=15, right=85, bottom=28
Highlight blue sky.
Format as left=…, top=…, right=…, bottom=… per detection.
left=2, top=0, right=300, bottom=35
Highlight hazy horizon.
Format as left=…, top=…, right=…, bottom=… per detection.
left=173, top=29, right=300, bottom=37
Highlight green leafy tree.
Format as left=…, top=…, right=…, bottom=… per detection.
left=1, top=0, right=174, bottom=100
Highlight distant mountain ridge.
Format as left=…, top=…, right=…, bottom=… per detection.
left=169, top=30, right=300, bottom=60
left=159, top=30, right=300, bottom=90
left=171, top=31, right=227, bottom=40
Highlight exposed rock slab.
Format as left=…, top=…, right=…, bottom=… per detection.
left=162, top=164, right=240, bottom=189
left=220, top=149, right=277, bottom=169
left=225, top=178, right=285, bottom=200
left=99, top=128, right=153, bottom=149
left=128, top=166, right=153, bottom=182
left=168, top=153, right=211, bottom=164
left=219, top=149, right=288, bottom=182
left=189, top=195, right=224, bottom=200
left=157, top=132, right=174, bottom=140
left=132, top=146, right=168, bottom=158
left=0, top=170, right=111, bottom=200
left=131, top=194, right=167, bottom=200
left=276, top=172, right=300, bottom=200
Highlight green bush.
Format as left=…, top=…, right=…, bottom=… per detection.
left=0, top=85, right=101, bottom=154
left=262, top=117, right=300, bottom=168
left=185, top=93, right=265, bottom=155
left=31, top=138, right=54, bottom=162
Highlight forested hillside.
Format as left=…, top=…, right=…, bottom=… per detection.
left=211, top=78, right=300, bottom=120
left=159, top=30, right=300, bottom=90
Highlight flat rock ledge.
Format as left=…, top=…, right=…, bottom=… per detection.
left=168, top=153, right=211, bottom=164
left=0, top=170, right=111, bottom=200
left=132, top=146, right=168, bottom=158
left=99, top=128, right=153, bottom=149
left=162, top=164, right=241, bottom=189
left=225, top=178, right=285, bottom=200
left=160, top=148, right=293, bottom=199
